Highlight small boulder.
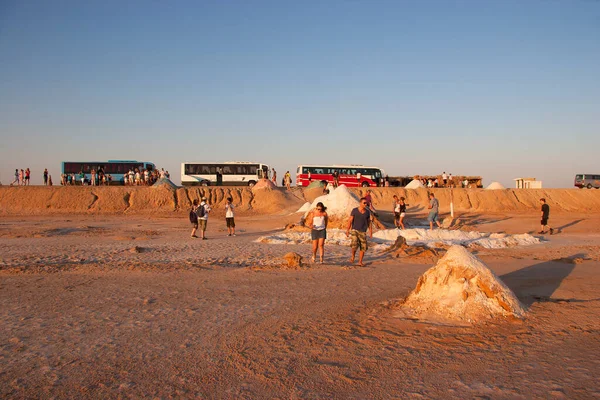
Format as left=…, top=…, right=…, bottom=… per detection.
left=283, top=252, right=303, bottom=268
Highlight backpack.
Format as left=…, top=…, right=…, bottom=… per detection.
left=189, top=208, right=197, bottom=223
left=196, top=204, right=206, bottom=218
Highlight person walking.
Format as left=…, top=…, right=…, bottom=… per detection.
left=307, top=202, right=328, bottom=263
left=393, top=195, right=409, bottom=229
left=43, top=168, right=48, bottom=186
left=225, top=197, right=236, bottom=236
left=11, top=169, right=19, bottom=186
left=284, top=171, right=292, bottom=190
left=539, top=198, right=554, bottom=235
left=190, top=199, right=200, bottom=238
left=345, top=197, right=372, bottom=267
left=198, top=197, right=211, bottom=240
left=271, top=168, right=277, bottom=186
left=25, top=168, right=30, bottom=185
left=427, top=192, right=442, bottom=230
left=332, top=170, right=339, bottom=188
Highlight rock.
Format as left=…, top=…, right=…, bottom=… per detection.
left=283, top=252, right=303, bottom=268
left=401, top=245, right=525, bottom=322
left=129, top=246, right=143, bottom=253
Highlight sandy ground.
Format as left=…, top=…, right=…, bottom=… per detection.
left=1, top=212, right=600, bottom=398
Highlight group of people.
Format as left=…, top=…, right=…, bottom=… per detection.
left=271, top=168, right=293, bottom=190
left=189, top=196, right=236, bottom=240
left=10, top=168, right=32, bottom=186
left=122, top=167, right=170, bottom=186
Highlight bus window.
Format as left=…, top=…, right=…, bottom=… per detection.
left=222, top=166, right=233, bottom=174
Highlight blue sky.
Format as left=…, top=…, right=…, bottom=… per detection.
left=1, top=0, right=598, bottom=187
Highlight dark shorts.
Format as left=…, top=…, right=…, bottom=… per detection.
left=226, top=217, right=235, bottom=228
left=541, top=217, right=548, bottom=225
left=394, top=212, right=400, bottom=221
left=311, top=229, right=326, bottom=240
left=191, top=221, right=198, bottom=229
left=350, top=230, right=368, bottom=251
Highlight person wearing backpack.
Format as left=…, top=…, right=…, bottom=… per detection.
left=190, top=199, right=200, bottom=238
left=198, top=197, right=211, bottom=240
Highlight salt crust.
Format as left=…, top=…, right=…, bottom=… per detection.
left=405, top=179, right=425, bottom=189
left=401, top=245, right=526, bottom=322
left=257, top=227, right=540, bottom=249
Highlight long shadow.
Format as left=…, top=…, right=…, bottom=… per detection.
left=556, top=219, right=584, bottom=233
left=500, top=258, right=583, bottom=306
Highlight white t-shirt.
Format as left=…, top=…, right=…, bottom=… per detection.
left=442, top=173, right=447, bottom=180
left=225, top=203, right=234, bottom=218
left=199, top=202, right=211, bottom=220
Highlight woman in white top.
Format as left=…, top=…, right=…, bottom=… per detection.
left=225, top=197, right=236, bottom=236
left=307, top=202, right=328, bottom=263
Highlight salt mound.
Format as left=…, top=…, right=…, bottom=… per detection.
left=297, top=202, right=311, bottom=213
left=152, top=178, right=178, bottom=190
left=405, top=179, right=425, bottom=189
left=402, top=245, right=525, bottom=323
left=485, top=181, right=506, bottom=190
left=303, top=185, right=360, bottom=219
left=252, top=179, right=276, bottom=191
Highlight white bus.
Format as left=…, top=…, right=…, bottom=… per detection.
left=181, top=162, right=270, bottom=186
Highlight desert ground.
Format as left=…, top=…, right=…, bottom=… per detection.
left=1, top=185, right=599, bottom=399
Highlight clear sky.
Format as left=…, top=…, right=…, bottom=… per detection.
left=1, top=0, right=599, bottom=187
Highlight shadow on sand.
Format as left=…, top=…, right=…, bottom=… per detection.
left=500, top=255, right=598, bottom=306
left=555, top=219, right=585, bottom=233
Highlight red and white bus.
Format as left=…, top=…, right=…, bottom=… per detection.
left=296, top=164, right=385, bottom=187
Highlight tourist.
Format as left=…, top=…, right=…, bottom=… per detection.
left=43, top=168, right=48, bottom=185
left=442, top=171, right=447, bottom=187
left=198, top=197, right=211, bottom=240
left=190, top=199, right=200, bottom=238
left=79, top=170, right=86, bottom=185
left=165, top=171, right=170, bottom=179
left=307, top=202, right=328, bottom=263
left=393, top=195, right=408, bottom=229
left=427, top=192, right=442, bottom=230
left=225, top=197, right=236, bottom=236
left=10, top=169, right=19, bottom=186
left=448, top=173, right=453, bottom=188
left=272, top=168, right=277, bottom=186
left=463, top=178, right=469, bottom=188
left=332, top=170, right=339, bottom=188
left=393, top=195, right=401, bottom=228
left=91, top=168, right=96, bottom=186
left=539, top=198, right=554, bottom=235
left=25, top=168, right=30, bottom=185
left=356, top=170, right=362, bottom=185
left=308, top=170, right=312, bottom=182
left=345, top=197, right=372, bottom=267
left=48, top=175, right=53, bottom=186
left=284, top=171, right=292, bottom=190
left=123, top=173, right=129, bottom=186
left=398, top=196, right=408, bottom=230
left=364, top=190, right=375, bottom=213
left=144, top=169, right=149, bottom=185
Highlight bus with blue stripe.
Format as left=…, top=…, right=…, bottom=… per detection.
left=61, top=160, right=156, bottom=185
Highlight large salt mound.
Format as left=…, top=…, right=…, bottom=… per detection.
left=252, top=179, right=277, bottom=191
left=401, top=245, right=525, bottom=323
left=485, top=181, right=506, bottom=190
left=303, top=185, right=360, bottom=220
left=297, top=202, right=311, bottom=213
left=405, top=179, right=425, bottom=189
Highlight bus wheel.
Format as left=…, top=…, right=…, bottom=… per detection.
left=587, top=183, right=593, bottom=189
left=361, top=182, right=369, bottom=187
left=248, top=181, right=256, bottom=187
left=202, top=181, right=209, bottom=187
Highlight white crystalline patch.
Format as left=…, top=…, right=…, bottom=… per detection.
left=405, top=179, right=425, bottom=189
left=485, top=181, right=506, bottom=190
left=257, top=228, right=541, bottom=249
left=296, top=202, right=311, bottom=213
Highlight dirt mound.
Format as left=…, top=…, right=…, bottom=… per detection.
left=252, top=179, right=276, bottom=191
left=307, top=180, right=325, bottom=189
left=152, top=178, right=178, bottom=190
left=400, top=245, right=525, bottom=323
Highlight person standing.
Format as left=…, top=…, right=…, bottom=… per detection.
left=428, top=192, right=442, bottom=230
left=284, top=171, right=292, bottom=190
left=345, top=197, right=372, bottom=267
left=448, top=173, right=453, bottom=188
left=307, top=202, right=328, bottom=263
left=442, top=171, right=447, bottom=187
left=43, top=168, right=48, bottom=185
left=225, top=197, right=236, bottom=236
left=198, top=197, right=211, bottom=240
left=539, top=198, right=554, bottom=235
left=356, top=170, right=362, bottom=185
left=393, top=195, right=408, bottom=229
left=332, top=170, right=339, bottom=187
left=25, top=168, right=30, bottom=185
left=190, top=199, right=200, bottom=238
left=272, top=168, right=277, bottom=186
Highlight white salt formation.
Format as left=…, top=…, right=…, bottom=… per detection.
left=296, top=202, right=311, bottom=213
left=405, top=179, right=425, bottom=189
left=302, top=185, right=360, bottom=219
left=402, top=245, right=525, bottom=322
left=485, top=181, right=506, bottom=190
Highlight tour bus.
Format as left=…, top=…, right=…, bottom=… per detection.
left=181, top=161, right=270, bottom=186
left=61, top=160, right=155, bottom=185
left=296, top=164, right=385, bottom=187
left=574, top=174, right=600, bottom=189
